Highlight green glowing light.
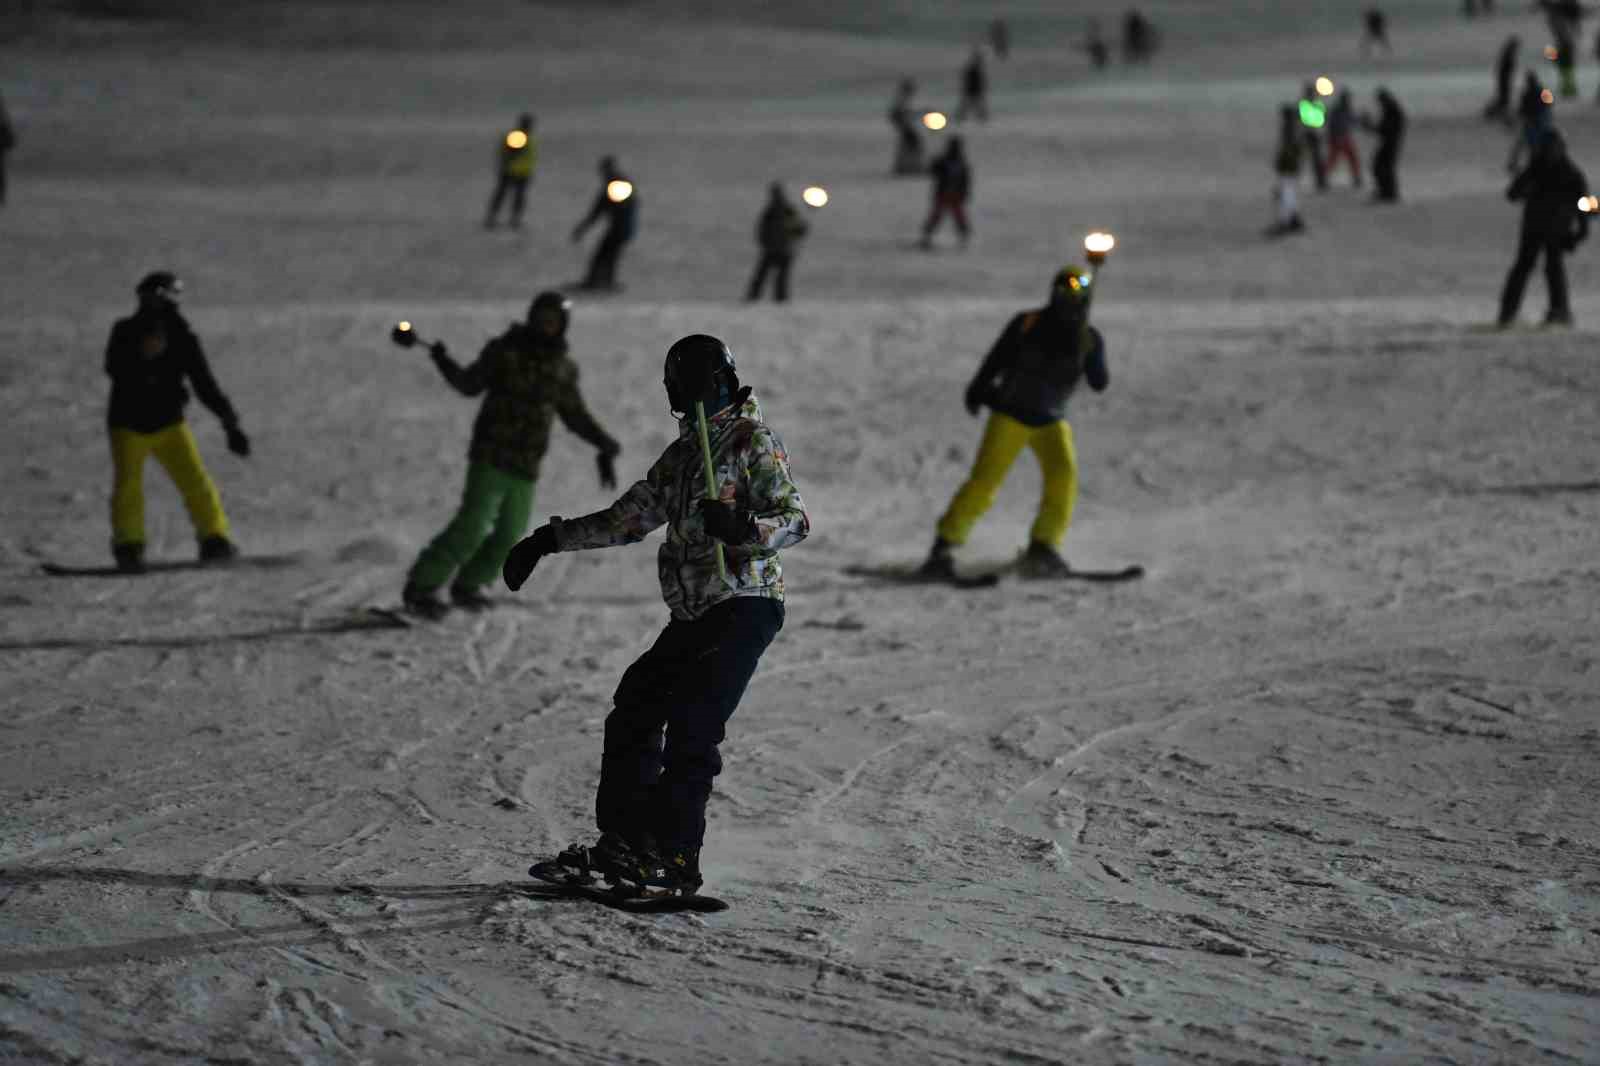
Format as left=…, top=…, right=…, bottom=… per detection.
left=1298, top=99, right=1326, bottom=129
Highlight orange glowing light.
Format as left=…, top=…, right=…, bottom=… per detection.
left=1545, top=44, right=1560, bottom=61
left=606, top=179, right=634, bottom=203
left=1541, top=88, right=1555, bottom=104
left=506, top=130, right=529, bottom=150
left=922, top=111, right=947, bottom=131
left=802, top=185, right=829, bottom=208
left=1315, top=76, right=1334, bottom=97
left=1084, top=231, right=1116, bottom=258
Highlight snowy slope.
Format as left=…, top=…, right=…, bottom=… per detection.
left=2, top=2, right=1598, bottom=1063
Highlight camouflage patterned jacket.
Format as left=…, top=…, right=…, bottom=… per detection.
left=432, top=324, right=617, bottom=482
left=553, top=389, right=809, bottom=620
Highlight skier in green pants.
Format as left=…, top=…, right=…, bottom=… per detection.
left=402, top=290, right=620, bottom=618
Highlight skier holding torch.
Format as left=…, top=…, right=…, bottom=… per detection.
left=918, top=234, right=1120, bottom=582
left=395, top=291, right=620, bottom=619
left=504, top=334, right=809, bottom=898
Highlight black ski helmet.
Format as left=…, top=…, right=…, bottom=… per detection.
left=136, top=271, right=183, bottom=305
left=664, top=334, right=739, bottom=414
left=528, top=289, right=571, bottom=335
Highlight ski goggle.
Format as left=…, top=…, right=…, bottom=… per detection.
left=1054, top=272, right=1092, bottom=298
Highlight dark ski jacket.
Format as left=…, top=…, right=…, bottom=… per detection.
left=930, top=151, right=971, bottom=200
left=756, top=198, right=808, bottom=256
left=1373, top=96, right=1405, bottom=149
left=578, top=176, right=638, bottom=240
left=431, top=324, right=617, bottom=482
left=1509, top=152, right=1589, bottom=240
left=969, top=308, right=1108, bottom=427
left=105, top=307, right=238, bottom=433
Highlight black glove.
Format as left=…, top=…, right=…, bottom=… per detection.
left=503, top=521, right=560, bottom=591
left=225, top=423, right=251, bottom=457
left=697, top=499, right=754, bottom=545
left=428, top=341, right=448, bottom=360
left=963, top=381, right=987, bottom=417
left=597, top=450, right=618, bottom=490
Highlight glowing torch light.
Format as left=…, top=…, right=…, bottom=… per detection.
left=505, top=130, right=528, bottom=150
left=1579, top=195, right=1598, bottom=213
left=390, top=320, right=430, bottom=349
left=1545, top=44, right=1560, bottom=61
left=1541, top=88, right=1555, bottom=105
left=606, top=179, right=634, bottom=203
left=1315, top=76, right=1335, bottom=97
left=802, top=185, right=829, bottom=208
left=922, top=111, right=947, bottom=131
left=1084, top=231, right=1116, bottom=263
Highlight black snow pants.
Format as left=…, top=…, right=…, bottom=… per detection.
left=582, top=228, right=630, bottom=288
left=745, top=252, right=793, bottom=301
left=596, top=597, right=784, bottom=859
left=1498, top=228, right=1571, bottom=323
left=485, top=175, right=528, bottom=226
left=1372, top=141, right=1400, bottom=201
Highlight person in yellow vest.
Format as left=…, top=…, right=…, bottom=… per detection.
left=920, top=265, right=1111, bottom=580
left=485, top=113, right=538, bottom=229
left=104, top=272, right=250, bottom=573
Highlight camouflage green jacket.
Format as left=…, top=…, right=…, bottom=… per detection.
left=553, top=390, right=809, bottom=620
left=432, top=324, right=617, bottom=481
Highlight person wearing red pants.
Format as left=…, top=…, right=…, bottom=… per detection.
left=920, top=137, right=972, bottom=249
left=1325, top=90, right=1364, bottom=188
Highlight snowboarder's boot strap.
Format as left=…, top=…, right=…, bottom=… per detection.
left=528, top=837, right=626, bottom=887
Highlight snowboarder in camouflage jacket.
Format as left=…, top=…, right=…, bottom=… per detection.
left=506, top=334, right=809, bottom=896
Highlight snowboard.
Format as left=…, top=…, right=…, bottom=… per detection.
left=843, top=562, right=1000, bottom=589
left=40, top=553, right=304, bottom=578
left=986, top=561, right=1145, bottom=583
left=517, top=878, right=728, bottom=914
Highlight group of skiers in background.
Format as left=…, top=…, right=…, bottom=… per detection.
left=1270, top=6, right=1594, bottom=329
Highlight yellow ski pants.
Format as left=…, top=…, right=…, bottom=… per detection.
left=110, top=423, right=229, bottom=546
left=937, top=412, right=1078, bottom=549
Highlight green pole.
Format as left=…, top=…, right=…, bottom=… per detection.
left=694, top=400, right=730, bottom=583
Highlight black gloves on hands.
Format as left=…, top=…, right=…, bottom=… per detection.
left=503, top=522, right=560, bottom=591
left=597, top=450, right=618, bottom=490
left=963, top=381, right=987, bottom=417
left=428, top=341, right=449, bottom=361
left=225, top=423, right=251, bottom=457
left=697, top=499, right=754, bottom=545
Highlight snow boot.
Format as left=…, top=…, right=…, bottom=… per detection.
left=450, top=584, right=494, bottom=611
left=1015, top=541, right=1071, bottom=579
left=401, top=582, right=450, bottom=621
left=917, top=537, right=956, bottom=580
left=198, top=535, right=238, bottom=564
left=628, top=848, right=704, bottom=897
left=113, top=542, right=146, bottom=574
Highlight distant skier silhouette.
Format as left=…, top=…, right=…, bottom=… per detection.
left=920, top=137, right=972, bottom=248
left=1497, top=131, right=1588, bottom=328
left=572, top=156, right=637, bottom=291
left=484, top=113, right=537, bottom=229
left=745, top=183, right=808, bottom=302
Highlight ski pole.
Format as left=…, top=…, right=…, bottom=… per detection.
left=694, top=400, right=730, bottom=583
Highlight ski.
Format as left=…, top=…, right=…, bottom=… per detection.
left=842, top=563, right=1000, bottom=590
left=516, top=879, right=728, bottom=914
left=40, top=553, right=304, bottom=578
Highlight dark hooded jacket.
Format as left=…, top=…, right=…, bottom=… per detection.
left=970, top=307, right=1109, bottom=427
left=105, top=306, right=238, bottom=433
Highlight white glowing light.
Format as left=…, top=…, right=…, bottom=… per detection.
left=1580, top=195, right=1598, bottom=213
left=1084, top=231, right=1116, bottom=256
left=922, top=111, right=947, bottom=131
left=505, top=130, right=528, bottom=150
left=1315, top=76, right=1335, bottom=97
left=607, top=179, right=634, bottom=203
left=802, top=185, right=829, bottom=208
left=397, top=320, right=412, bottom=332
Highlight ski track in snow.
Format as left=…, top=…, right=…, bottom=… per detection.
left=4, top=2, right=1600, bottom=1062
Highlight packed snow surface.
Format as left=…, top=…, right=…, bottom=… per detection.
left=2, top=2, right=1598, bottom=1062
